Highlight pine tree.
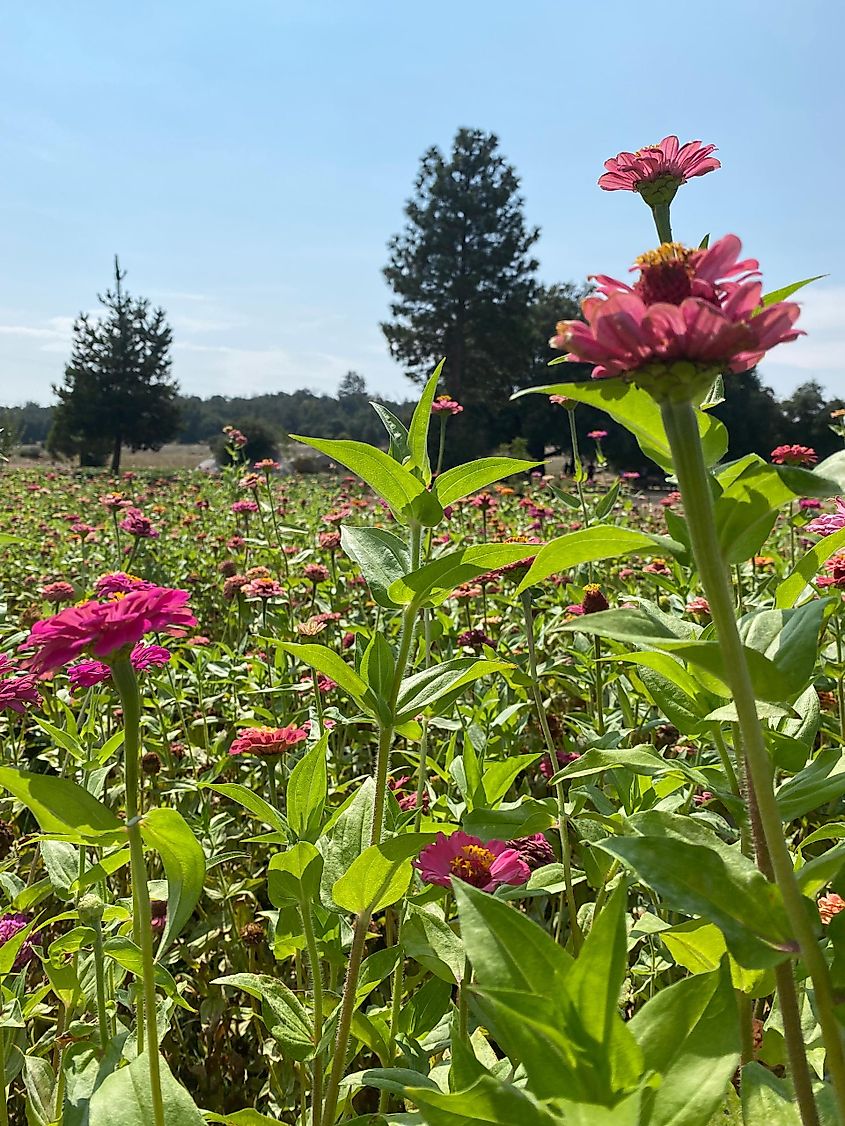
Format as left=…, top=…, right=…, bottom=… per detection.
left=382, top=128, right=540, bottom=450
left=50, top=257, right=180, bottom=472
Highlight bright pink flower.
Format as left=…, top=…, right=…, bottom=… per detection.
left=806, top=498, right=845, bottom=537
left=800, top=498, right=822, bottom=511
left=0, top=675, right=42, bottom=713
left=587, top=430, right=608, bottom=440
left=242, top=577, right=285, bottom=599
left=771, top=444, right=817, bottom=467
left=229, top=724, right=309, bottom=758
left=431, top=395, right=463, bottom=415
left=817, top=554, right=845, bottom=590
left=550, top=236, right=802, bottom=384
left=599, top=136, right=720, bottom=198
left=130, top=643, right=171, bottom=672
left=23, top=588, right=196, bottom=673
left=414, top=830, right=530, bottom=892
left=94, top=572, right=154, bottom=598
left=0, top=912, right=40, bottom=969
left=68, top=659, right=112, bottom=690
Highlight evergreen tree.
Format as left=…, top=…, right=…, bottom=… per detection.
left=382, top=128, right=539, bottom=455
left=50, top=257, right=179, bottom=472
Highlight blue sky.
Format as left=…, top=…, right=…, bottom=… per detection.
left=0, top=0, right=841, bottom=406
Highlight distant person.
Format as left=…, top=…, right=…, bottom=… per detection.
left=587, top=462, right=596, bottom=482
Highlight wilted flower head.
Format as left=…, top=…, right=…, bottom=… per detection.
left=771, top=444, right=817, bottom=467
left=22, top=587, right=196, bottom=674
left=229, top=724, right=309, bottom=758
left=414, top=831, right=530, bottom=892
left=41, top=581, right=75, bottom=603
left=550, top=236, right=802, bottom=395
left=819, top=893, right=845, bottom=925
left=431, top=395, right=463, bottom=415
left=806, top=498, right=845, bottom=537
left=509, top=834, right=556, bottom=871
left=581, top=584, right=609, bottom=614
left=303, top=563, right=329, bottom=584
left=686, top=596, right=711, bottom=617
left=599, top=136, right=720, bottom=204
left=456, top=628, right=494, bottom=649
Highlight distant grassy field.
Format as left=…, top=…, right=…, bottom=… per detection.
left=8, top=443, right=213, bottom=471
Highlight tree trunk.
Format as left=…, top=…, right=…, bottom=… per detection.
left=110, top=433, right=122, bottom=475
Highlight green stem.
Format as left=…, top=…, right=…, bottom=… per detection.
left=300, top=899, right=324, bottom=1126
left=566, top=408, right=590, bottom=528
left=320, top=912, right=370, bottom=1126
left=650, top=202, right=673, bottom=244
left=593, top=636, right=605, bottom=735
left=661, top=396, right=843, bottom=1123
left=111, top=657, right=166, bottom=1126
left=92, top=916, right=111, bottom=1050
left=436, top=414, right=447, bottom=477
left=0, top=1026, right=8, bottom=1126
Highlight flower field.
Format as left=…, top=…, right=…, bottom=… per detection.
left=2, top=139, right=845, bottom=1126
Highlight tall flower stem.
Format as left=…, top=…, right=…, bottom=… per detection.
left=660, top=396, right=845, bottom=1124
left=650, top=202, right=673, bottom=245
left=111, top=656, right=166, bottom=1126
left=436, top=414, right=448, bottom=476
left=299, top=897, right=324, bottom=1126
left=566, top=407, right=590, bottom=528
left=521, top=592, right=582, bottom=950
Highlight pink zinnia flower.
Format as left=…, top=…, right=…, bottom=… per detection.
left=23, top=587, right=196, bottom=674
left=41, top=581, right=76, bottom=603
left=771, top=444, right=817, bottom=467
left=94, top=572, right=154, bottom=598
left=130, top=643, right=171, bottom=672
left=229, top=724, right=309, bottom=758
left=598, top=136, right=720, bottom=201
left=0, top=675, right=42, bottom=713
left=0, top=912, right=40, bottom=969
left=587, top=430, right=608, bottom=441
left=242, top=577, right=285, bottom=599
left=231, top=499, right=259, bottom=515
left=303, top=563, right=329, bottom=584
left=119, top=508, right=159, bottom=539
left=800, top=499, right=822, bottom=511
left=68, top=660, right=112, bottom=690
left=819, top=893, right=845, bottom=925
left=431, top=395, right=463, bottom=415
left=550, top=236, right=802, bottom=386
left=414, top=830, right=530, bottom=892
left=806, top=498, right=845, bottom=537
left=817, top=554, right=845, bottom=590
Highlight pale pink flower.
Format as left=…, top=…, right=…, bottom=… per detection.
left=806, top=498, right=845, bottom=537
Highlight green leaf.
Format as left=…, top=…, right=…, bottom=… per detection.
left=361, top=1070, right=563, bottom=1126
left=776, top=749, right=845, bottom=823
left=389, top=543, right=540, bottom=608
left=482, top=754, right=540, bottom=805
left=658, top=919, right=769, bottom=994
left=0, top=915, right=38, bottom=975
left=433, top=457, right=539, bottom=506
left=340, top=525, right=411, bottom=610
left=319, top=779, right=375, bottom=908
left=760, top=275, right=825, bottom=307
left=394, top=658, right=509, bottom=723
left=268, top=842, right=324, bottom=907
left=333, top=836, right=427, bottom=914
left=629, top=963, right=740, bottom=1126
left=279, top=643, right=370, bottom=709
left=201, top=783, right=288, bottom=836
left=463, top=799, right=555, bottom=842
left=102, top=936, right=193, bottom=1010
left=214, top=973, right=313, bottom=1061
left=402, top=904, right=465, bottom=983
left=23, top=1054, right=56, bottom=1126
left=815, top=450, right=845, bottom=490
left=407, top=361, right=444, bottom=481
left=0, top=767, right=123, bottom=844
left=359, top=634, right=396, bottom=723
left=516, top=527, right=682, bottom=594
left=739, top=600, right=830, bottom=700
left=370, top=401, right=411, bottom=463
left=140, top=807, right=206, bottom=953
left=514, top=380, right=727, bottom=471
left=776, top=526, right=845, bottom=608
left=740, top=1061, right=802, bottom=1125
left=596, top=812, right=793, bottom=968
left=286, top=733, right=329, bottom=842
left=87, top=1052, right=204, bottom=1126
left=453, top=879, right=572, bottom=994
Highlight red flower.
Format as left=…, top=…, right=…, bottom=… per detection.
left=229, top=724, right=309, bottom=758
left=770, top=444, right=818, bottom=467
left=599, top=136, right=720, bottom=202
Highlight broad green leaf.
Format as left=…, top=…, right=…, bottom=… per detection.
left=516, top=527, right=682, bottom=594
left=268, top=842, right=324, bottom=907
left=279, top=643, right=370, bottom=709
left=554, top=745, right=705, bottom=786
left=288, top=434, right=442, bottom=525
left=738, top=600, right=830, bottom=700
left=0, top=916, right=38, bottom=975
left=394, top=658, right=509, bottom=723
left=340, top=525, right=411, bottom=609
left=514, top=379, right=728, bottom=471
left=361, top=1070, right=563, bottom=1125
left=319, top=778, right=375, bottom=907
left=453, top=879, right=572, bottom=995
left=214, top=973, right=313, bottom=1060
left=201, top=783, right=288, bottom=835
left=389, top=543, right=540, bottom=608
left=776, top=526, right=845, bottom=608
left=433, top=457, right=539, bottom=506
left=286, top=733, right=329, bottom=841
left=102, top=936, right=193, bottom=1010
left=0, top=767, right=123, bottom=844
left=332, top=835, right=428, bottom=914
left=740, top=1061, right=802, bottom=1124
left=370, top=401, right=411, bottom=463
left=816, top=449, right=845, bottom=490
left=776, top=749, right=845, bottom=823
left=141, top=807, right=206, bottom=953
left=402, top=903, right=465, bottom=983
left=597, top=812, right=793, bottom=968
left=657, top=919, right=768, bottom=994
left=407, top=361, right=444, bottom=481
left=87, top=1051, right=204, bottom=1126
left=463, top=799, right=555, bottom=842
left=23, top=1054, right=56, bottom=1126
left=482, top=754, right=541, bottom=805
left=630, top=963, right=740, bottom=1126
left=359, top=633, right=396, bottom=722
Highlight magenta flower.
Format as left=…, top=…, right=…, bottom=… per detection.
left=414, top=830, right=530, bottom=892
left=68, top=660, right=112, bottom=691
left=550, top=236, right=802, bottom=385
left=599, top=136, right=720, bottom=202
left=0, top=675, right=42, bottom=714
left=118, top=508, right=159, bottom=539
left=0, top=912, right=40, bottom=969
left=130, top=643, right=171, bottom=672
left=587, top=430, right=608, bottom=441
left=23, top=587, right=196, bottom=674
left=94, top=572, right=154, bottom=598
left=806, top=498, right=845, bottom=537
left=231, top=499, right=259, bottom=515
left=431, top=395, right=463, bottom=416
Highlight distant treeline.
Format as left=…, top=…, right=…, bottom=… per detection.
left=2, top=373, right=842, bottom=471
